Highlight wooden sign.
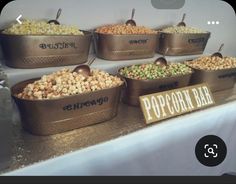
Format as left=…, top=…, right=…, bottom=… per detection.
left=139, top=83, right=215, bottom=124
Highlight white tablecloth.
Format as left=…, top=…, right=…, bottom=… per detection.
left=4, top=101, right=236, bottom=176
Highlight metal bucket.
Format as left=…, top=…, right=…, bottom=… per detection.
left=119, top=66, right=193, bottom=106
left=156, top=32, right=211, bottom=56
left=94, top=32, right=157, bottom=60
left=11, top=78, right=124, bottom=135
left=0, top=31, right=92, bottom=69
left=186, top=66, right=236, bottom=92
left=0, top=71, right=13, bottom=170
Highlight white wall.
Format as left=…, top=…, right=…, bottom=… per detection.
left=0, top=0, right=236, bottom=58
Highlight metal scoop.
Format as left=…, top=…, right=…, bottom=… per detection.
left=177, top=13, right=186, bottom=27
left=125, top=8, right=136, bottom=26
left=211, top=43, right=224, bottom=58
left=73, top=57, right=96, bottom=77
left=154, top=48, right=169, bottom=67
left=48, top=8, right=62, bottom=25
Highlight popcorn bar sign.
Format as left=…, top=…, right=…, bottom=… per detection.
left=139, top=83, right=215, bottom=124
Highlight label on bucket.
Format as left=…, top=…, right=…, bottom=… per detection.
left=39, top=42, right=78, bottom=50
left=129, top=39, right=149, bottom=45
left=62, top=96, right=109, bottom=111
left=139, top=83, right=215, bottom=124
left=218, top=72, right=236, bottom=79
left=188, top=37, right=206, bottom=44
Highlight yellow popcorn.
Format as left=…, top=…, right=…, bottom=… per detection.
left=3, top=19, right=84, bottom=35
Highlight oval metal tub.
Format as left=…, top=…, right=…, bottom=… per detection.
left=94, top=32, right=157, bottom=60
left=156, top=32, right=211, bottom=56
left=0, top=31, right=92, bottom=69
left=186, top=66, right=236, bottom=92
left=118, top=67, right=193, bottom=106
left=11, top=78, right=124, bottom=135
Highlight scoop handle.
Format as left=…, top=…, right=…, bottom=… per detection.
left=131, top=8, right=135, bottom=20
left=218, top=43, right=224, bottom=52
left=56, top=8, right=62, bottom=20
left=181, top=13, right=186, bottom=22
left=163, top=47, right=169, bottom=58
left=87, top=57, right=96, bottom=66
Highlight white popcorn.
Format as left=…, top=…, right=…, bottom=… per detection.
left=17, top=68, right=124, bottom=100
left=161, top=26, right=207, bottom=34
left=3, top=19, right=84, bottom=35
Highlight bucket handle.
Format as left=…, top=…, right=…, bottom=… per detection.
left=92, top=30, right=98, bottom=55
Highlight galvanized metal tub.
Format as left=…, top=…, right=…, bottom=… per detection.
left=0, top=31, right=92, bottom=69
left=94, top=32, right=157, bottom=60
left=156, top=32, right=211, bottom=56
left=11, top=78, right=124, bottom=135
left=118, top=66, right=193, bottom=106
left=0, top=82, right=13, bottom=170
left=185, top=65, right=236, bottom=92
